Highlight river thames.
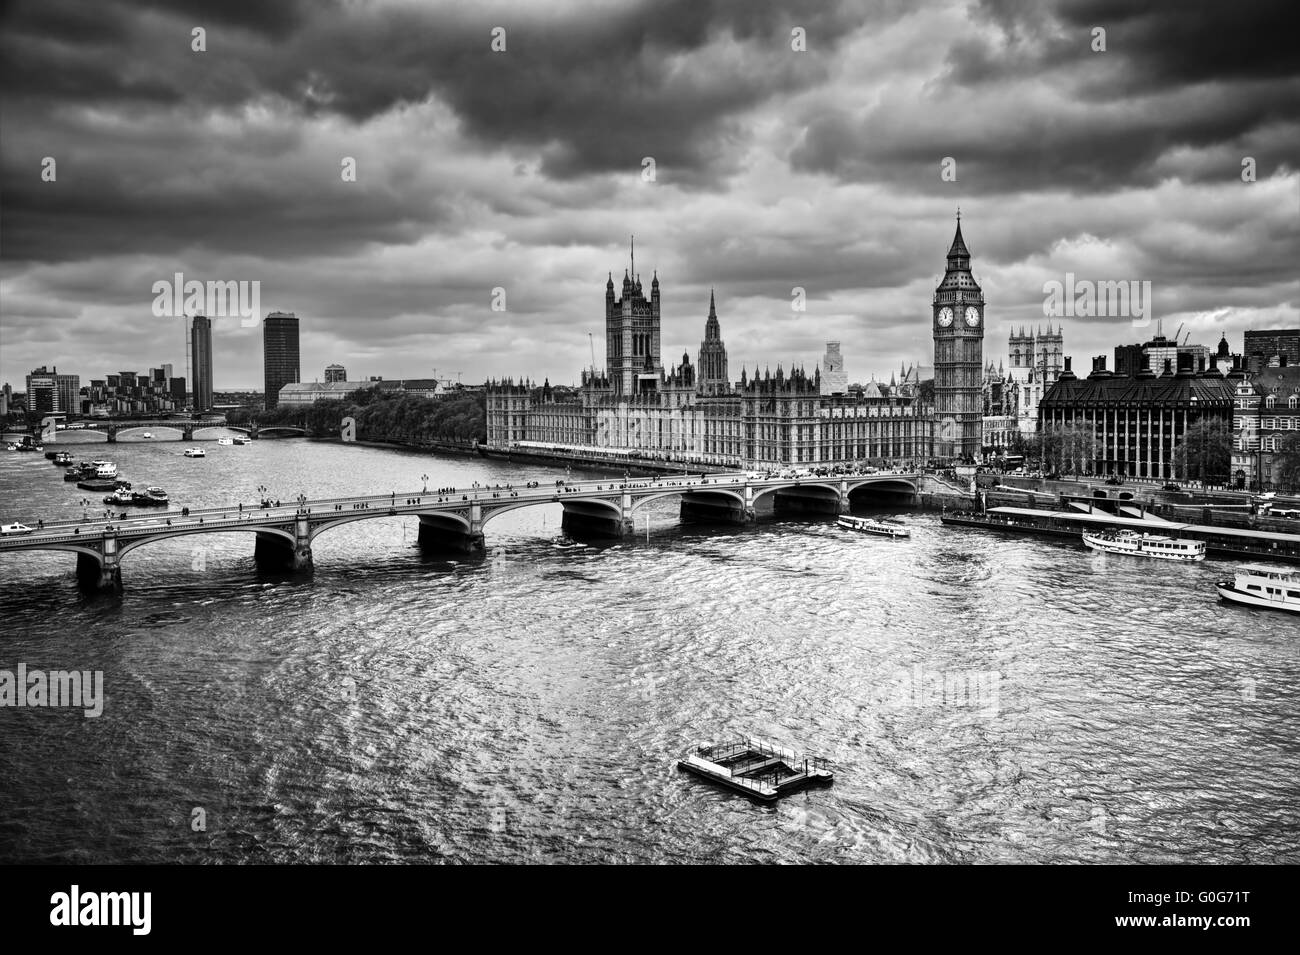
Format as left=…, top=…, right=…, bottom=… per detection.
left=1, top=436, right=1297, bottom=864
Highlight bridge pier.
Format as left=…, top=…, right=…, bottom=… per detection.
left=254, top=519, right=313, bottom=572
left=416, top=511, right=486, bottom=557
left=559, top=499, right=628, bottom=538
left=183, top=425, right=194, bottom=441
left=680, top=491, right=753, bottom=526
left=772, top=487, right=842, bottom=518
left=76, top=537, right=122, bottom=592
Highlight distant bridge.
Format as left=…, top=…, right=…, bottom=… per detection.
left=0, top=471, right=918, bottom=591
left=25, top=418, right=309, bottom=442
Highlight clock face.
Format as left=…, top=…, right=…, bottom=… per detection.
left=937, top=306, right=953, bottom=327
left=964, top=306, right=980, bottom=327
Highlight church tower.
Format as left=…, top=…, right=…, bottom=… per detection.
left=932, top=213, right=985, bottom=462
left=697, top=290, right=730, bottom=395
left=605, top=237, right=661, bottom=397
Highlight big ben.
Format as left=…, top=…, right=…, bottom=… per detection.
left=932, top=213, right=984, bottom=463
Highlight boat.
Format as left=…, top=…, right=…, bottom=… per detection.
left=837, top=514, right=910, bottom=538
left=77, top=478, right=119, bottom=492
left=64, top=463, right=93, bottom=481
left=183, top=447, right=206, bottom=458
left=232, top=436, right=251, bottom=445
left=1217, top=564, right=1300, bottom=614
left=44, top=450, right=60, bottom=460
left=131, top=486, right=170, bottom=507
left=103, top=488, right=135, bottom=505
left=1082, top=528, right=1205, bottom=562
left=217, top=437, right=234, bottom=446
left=52, top=452, right=74, bottom=466
left=89, top=460, right=117, bottom=478
left=678, top=736, right=834, bottom=802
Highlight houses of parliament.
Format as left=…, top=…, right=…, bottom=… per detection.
left=485, top=219, right=985, bottom=469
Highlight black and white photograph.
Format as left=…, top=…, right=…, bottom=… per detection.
left=0, top=0, right=1295, bottom=915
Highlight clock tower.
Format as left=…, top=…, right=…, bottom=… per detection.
left=932, top=213, right=985, bottom=463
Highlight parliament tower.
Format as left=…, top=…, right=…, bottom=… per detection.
left=932, top=214, right=984, bottom=462
left=605, top=238, right=661, bottom=397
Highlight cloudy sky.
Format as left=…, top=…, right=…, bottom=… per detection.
left=1, top=0, right=1296, bottom=392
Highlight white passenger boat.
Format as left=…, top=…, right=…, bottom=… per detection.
left=217, top=437, right=234, bottom=446
left=90, top=459, right=117, bottom=478
left=183, top=447, right=206, bottom=458
left=141, top=431, right=154, bottom=439
left=837, top=514, right=910, bottom=538
left=1082, top=528, right=1205, bottom=562
left=232, top=436, right=251, bottom=445
left=1217, top=564, right=1300, bottom=614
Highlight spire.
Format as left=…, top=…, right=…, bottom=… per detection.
left=946, top=212, right=970, bottom=261
left=630, top=234, right=635, bottom=281
left=708, top=288, right=716, bottom=318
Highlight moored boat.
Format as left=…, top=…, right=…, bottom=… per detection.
left=837, top=514, right=910, bottom=538
left=1217, top=564, right=1300, bottom=614
left=1082, top=528, right=1205, bottom=562
left=131, top=486, right=170, bottom=507
left=52, top=452, right=74, bottom=466
left=90, top=460, right=118, bottom=478
left=103, top=487, right=135, bottom=505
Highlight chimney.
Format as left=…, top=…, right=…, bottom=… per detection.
left=1064, top=357, right=1072, bottom=373
left=1163, top=358, right=1173, bottom=376
left=1282, top=355, right=1290, bottom=368
left=1177, top=352, right=1195, bottom=375
left=1198, top=356, right=1206, bottom=372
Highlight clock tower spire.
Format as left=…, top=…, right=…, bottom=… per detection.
left=932, top=213, right=985, bottom=463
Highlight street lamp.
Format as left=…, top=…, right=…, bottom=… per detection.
left=257, top=484, right=268, bottom=507
left=421, top=473, right=429, bottom=492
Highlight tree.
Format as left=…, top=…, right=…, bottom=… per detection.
left=1038, top=423, right=1096, bottom=476
left=1274, top=432, right=1300, bottom=491
left=1174, top=418, right=1231, bottom=484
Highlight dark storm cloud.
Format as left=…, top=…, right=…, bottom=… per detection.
left=790, top=0, right=1300, bottom=194
left=0, top=0, right=875, bottom=266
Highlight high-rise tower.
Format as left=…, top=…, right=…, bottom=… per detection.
left=605, top=239, right=661, bottom=397
left=263, top=311, right=300, bottom=410
left=697, top=290, right=730, bottom=395
left=932, top=214, right=985, bottom=462
left=191, top=315, right=213, bottom=412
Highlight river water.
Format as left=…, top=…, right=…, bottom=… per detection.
left=1, top=436, right=1297, bottom=863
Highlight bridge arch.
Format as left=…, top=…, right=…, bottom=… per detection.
left=306, top=507, right=473, bottom=542
left=115, top=524, right=296, bottom=559
left=115, top=425, right=185, bottom=439
left=480, top=495, right=620, bottom=530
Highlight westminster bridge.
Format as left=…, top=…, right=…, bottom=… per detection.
left=0, top=470, right=918, bottom=591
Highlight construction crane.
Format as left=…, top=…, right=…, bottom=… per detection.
left=1173, top=322, right=1184, bottom=344
left=588, top=332, right=597, bottom=376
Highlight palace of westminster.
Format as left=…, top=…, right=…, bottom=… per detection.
left=486, top=218, right=1300, bottom=486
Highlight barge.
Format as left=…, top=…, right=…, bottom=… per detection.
left=678, top=736, right=833, bottom=802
